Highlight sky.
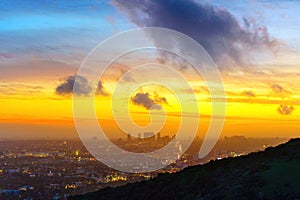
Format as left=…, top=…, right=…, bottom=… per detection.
left=0, top=0, right=300, bottom=139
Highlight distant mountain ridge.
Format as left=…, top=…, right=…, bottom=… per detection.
left=70, top=138, right=300, bottom=200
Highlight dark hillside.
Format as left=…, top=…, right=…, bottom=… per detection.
left=70, top=138, right=300, bottom=200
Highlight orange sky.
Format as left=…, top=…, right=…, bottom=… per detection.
left=1, top=60, right=300, bottom=139
left=1, top=0, right=300, bottom=140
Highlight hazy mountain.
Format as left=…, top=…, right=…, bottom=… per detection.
left=70, top=138, right=300, bottom=200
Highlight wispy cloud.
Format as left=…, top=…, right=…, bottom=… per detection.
left=0, top=60, right=77, bottom=81
left=271, top=83, right=290, bottom=95
left=241, top=90, right=256, bottom=97
left=0, top=53, right=14, bottom=59
left=0, top=82, right=44, bottom=96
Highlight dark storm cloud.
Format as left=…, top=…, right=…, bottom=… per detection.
left=241, top=90, right=256, bottom=97
left=96, top=81, right=109, bottom=96
left=55, top=75, right=92, bottom=96
left=277, top=104, right=294, bottom=115
left=113, top=0, right=279, bottom=67
left=131, top=92, right=167, bottom=110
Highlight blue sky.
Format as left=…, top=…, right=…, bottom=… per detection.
left=0, top=0, right=299, bottom=66
left=0, top=0, right=133, bottom=63
left=211, top=0, right=300, bottom=48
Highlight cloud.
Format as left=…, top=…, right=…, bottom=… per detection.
left=0, top=53, right=14, bottom=59
left=113, top=0, right=279, bottom=67
left=106, top=15, right=115, bottom=25
left=119, top=68, right=136, bottom=83
left=96, top=81, right=109, bottom=96
left=241, top=90, right=256, bottom=97
left=55, top=75, right=92, bottom=96
left=106, top=15, right=119, bottom=33
left=270, top=84, right=294, bottom=115
left=208, top=97, right=300, bottom=105
left=277, top=104, right=295, bottom=115
left=269, top=84, right=293, bottom=114
left=131, top=92, right=167, bottom=110
left=181, top=86, right=209, bottom=94
left=0, top=82, right=44, bottom=96
left=0, top=60, right=77, bottom=81
left=271, top=84, right=290, bottom=94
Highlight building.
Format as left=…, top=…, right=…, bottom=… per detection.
left=143, top=132, right=154, bottom=138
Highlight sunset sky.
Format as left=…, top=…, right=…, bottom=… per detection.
left=1, top=0, right=300, bottom=139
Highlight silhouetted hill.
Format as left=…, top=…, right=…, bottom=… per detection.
left=70, top=138, right=300, bottom=200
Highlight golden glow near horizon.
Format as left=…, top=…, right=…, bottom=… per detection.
left=1, top=60, right=300, bottom=139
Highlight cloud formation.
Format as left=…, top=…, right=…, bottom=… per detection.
left=96, top=81, right=109, bottom=96
left=0, top=82, right=44, bottom=96
left=271, top=84, right=290, bottom=95
left=55, top=75, right=92, bottom=96
left=131, top=92, right=167, bottom=110
left=270, top=84, right=294, bottom=115
left=241, top=90, right=256, bottom=97
left=0, top=53, right=14, bottom=59
left=277, top=104, right=295, bottom=115
left=113, top=0, right=279, bottom=67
